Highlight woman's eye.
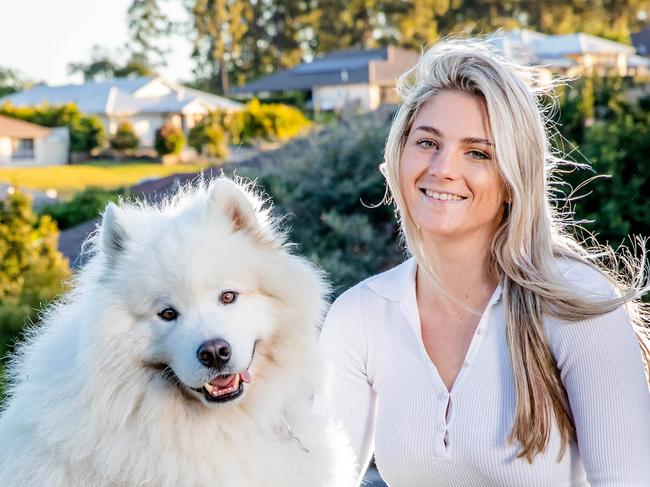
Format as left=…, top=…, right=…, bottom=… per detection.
left=219, top=290, right=238, bottom=305
left=469, top=150, right=490, bottom=160
left=416, top=139, right=437, bottom=149
left=158, top=307, right=179, bottom=321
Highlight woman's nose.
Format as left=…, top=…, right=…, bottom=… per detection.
left=428, top=148, right=459, bottom=180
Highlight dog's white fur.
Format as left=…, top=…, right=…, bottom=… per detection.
left=0, top=178, right=354, bottom=487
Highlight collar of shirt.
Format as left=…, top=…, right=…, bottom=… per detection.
left=366, top=257, right=504, bottom=305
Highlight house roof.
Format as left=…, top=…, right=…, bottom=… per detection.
left=0, top=114, right=50, bottom=138
left=0, top=76, right=242, bottom=116
left=232, top=46, right=418, bottom=94
left=489, top=29, right=636, bottom=64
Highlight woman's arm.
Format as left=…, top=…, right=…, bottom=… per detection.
left=547, top=304, right=650, bottom=486
left=317, top=288, right=377, bottom=485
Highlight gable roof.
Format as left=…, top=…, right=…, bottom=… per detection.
left=0, top=76, right=242, bottom=116
left=490, top=29, right=636, bottom=63
left=0, top=114, right=50, bottom=138
left=232, top=46, right=418, bottom=94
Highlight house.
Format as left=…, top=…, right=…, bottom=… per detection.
left=232, top=46, right=419, bottom=112
left=489, top=29, right=649, bottom=76
left=0, top=77, right=242, bottom=148
left=0, top=114, right=69, bottom=166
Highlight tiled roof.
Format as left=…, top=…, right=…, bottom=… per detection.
left=0, top=114, right=50, bottom=138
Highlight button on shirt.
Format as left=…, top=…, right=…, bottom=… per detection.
left=318, top=258, right=650, bottom=486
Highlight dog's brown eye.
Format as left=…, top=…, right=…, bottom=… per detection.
left=158, top=307, right=179, bottom=321
left=220, top=291, right=238, bottom=305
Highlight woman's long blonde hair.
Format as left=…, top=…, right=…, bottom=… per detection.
left=383, top=40, right=650, bottom=462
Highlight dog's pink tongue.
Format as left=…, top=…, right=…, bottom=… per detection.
left=211, top=374, right=237, bottom=387
left=240, top=370, right=252, bottom=383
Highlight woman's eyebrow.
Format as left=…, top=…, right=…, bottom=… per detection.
left=462, top=137, right=494, bottom=147
left=414, top=125, right=494, bottom=147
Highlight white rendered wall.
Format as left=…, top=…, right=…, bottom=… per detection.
left=314, top=83, right=381, bottom=112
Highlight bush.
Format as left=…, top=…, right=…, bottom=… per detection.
left=553, top=77, right=650, bottom=247
left=39, top=187, right=129, bottom=230
left=110, top=121, right=139, bottom=150
left=242, top=98, right=311, bottom=143
left=0, top=191, right=70, bottom=398
left=238, top=108, right=401, bottom=293
left=155, top=123, right=185, bottom=156
left=0, top=102, right=106, bottom=153
left=188, top=122, right=228, bottom=159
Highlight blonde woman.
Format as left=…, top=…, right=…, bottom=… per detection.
left=319, top=41, right=650, bottom=486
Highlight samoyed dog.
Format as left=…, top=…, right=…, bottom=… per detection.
left=0, top=178, right=354, bottom=487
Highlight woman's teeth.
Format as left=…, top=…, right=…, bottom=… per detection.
left=423, top=189, right=464, bottom=201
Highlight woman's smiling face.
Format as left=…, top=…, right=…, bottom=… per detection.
left=399, top=90, right=507, bottom=244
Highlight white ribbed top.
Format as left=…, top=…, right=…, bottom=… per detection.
left=318, top=258, right=650, bottom=486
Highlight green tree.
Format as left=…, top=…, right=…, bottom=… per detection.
left=0, top=67, right=31, bottom=98
left=68, top=46, right=157, bottom=82
left=190, top=0, right=253, bottom=94
left=0, top=191, right=70, bottom=389
left=127, top=0, right=171, bottom=67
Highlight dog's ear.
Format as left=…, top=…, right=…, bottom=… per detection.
left=208, top=179, right=259, bottom=234
left=101, top=202, right=127, bottom=258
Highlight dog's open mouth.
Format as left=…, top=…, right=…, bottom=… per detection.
left=191, top=371, right=252, bottom=403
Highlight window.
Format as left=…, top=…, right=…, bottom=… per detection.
left=12, top=138, right=35, bottom=159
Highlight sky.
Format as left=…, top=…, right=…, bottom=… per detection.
left=0, top=0, right=195, bottom=86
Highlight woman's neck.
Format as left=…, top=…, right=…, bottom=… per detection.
left=417, top=231, right=498, bottom=312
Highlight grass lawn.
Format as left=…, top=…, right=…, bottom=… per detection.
left=0, top=161, right=208, bottom=196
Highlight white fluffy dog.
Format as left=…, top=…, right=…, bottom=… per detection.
left=0, top=178, right=354, bottom=487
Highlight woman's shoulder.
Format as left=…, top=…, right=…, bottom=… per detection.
left=553, top=256, right=618, bottom=300
left=334, top=257, right=415, bottom=306
left=325, top=258, right=414, bottom=327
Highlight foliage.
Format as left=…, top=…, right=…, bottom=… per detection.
left=241, top=99, right=311, bottom=142
left=553, top=79, right=650, bottom=246
left=155, top=123, right=186, bottom=156
left=0, top=102, right=106, bottom=153
left=0, top=66, right=31, bottom=98
left=39, top=187, right=129, bottom=230
left=188, top=121, right=228, bottom=159
left=191, top=0, right=252, bottom=94
left=238, top=108, right=402, bottom=293
left=127, top=0, right=171, bottom=68
left=0, top=191, right=70, bottom=393
left=180, top=0, right=648, bottom=90
left=110, top=121, right=140, bottom=150
left=188, top=101, right=310, bottom=156
left=68, top=45, right=157, bottom=82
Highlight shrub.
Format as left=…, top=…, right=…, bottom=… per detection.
left=110, top=121, right=139, bottom=150
left=0, top=190, right=70, bottom=398
left=39, top=187, right=129, bottom=230
left=70, top=114, right=107, bottom=153
left=188, top=122, right=228, bottom=159
left=155, top=123, right=185, bottom=156
left=0, top=102, right=106, bottom=153
left=237, top=107, right=401, bottom=294
left=241, top=98, right=310, bottom=143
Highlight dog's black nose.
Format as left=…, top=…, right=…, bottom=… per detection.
left=197, top=338, right=232, bottom=368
